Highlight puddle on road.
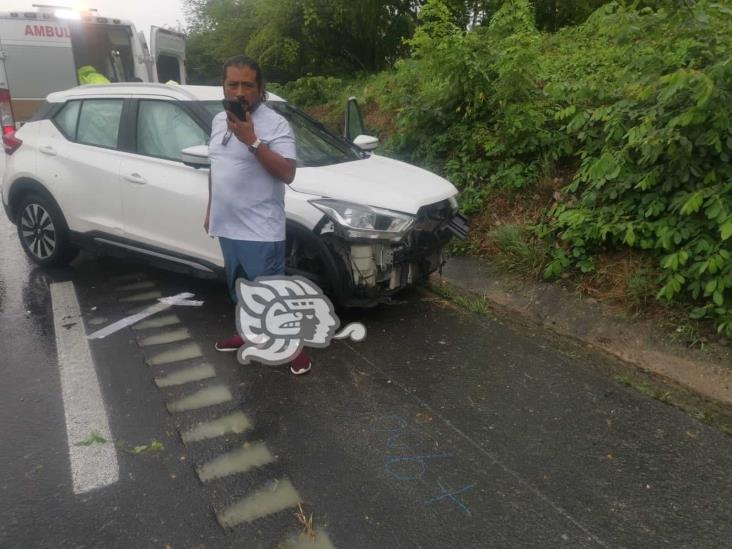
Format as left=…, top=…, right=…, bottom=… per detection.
left=154, top=364, right=216, bottom=388
left=115, top=281, right=157, bottom=292
left=138, top=328, right=191, bottom=347
left=217, top=479, right=301, bottom=528
left=166, top=385, right=232, bottom=413
left=118, top=290, right=163, bottom=303
left=87, top=317, right=108, bottom=326
left=197, top=442, right=274, bottom=482
left=181, top=412, right=252, bottom=444
left=146, top=342, right=202, bottom=366
left=132, top=314, right=181, bottom=331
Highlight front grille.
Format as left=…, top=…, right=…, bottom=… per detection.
left=413, top=200, right=453, bottom=234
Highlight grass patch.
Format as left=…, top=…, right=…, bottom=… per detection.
left=489, top=224, right=549, bottom=279
left=429, top=278, right=492, bottom=317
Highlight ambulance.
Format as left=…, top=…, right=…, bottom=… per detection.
left=0, top=4, right=186, bottom=170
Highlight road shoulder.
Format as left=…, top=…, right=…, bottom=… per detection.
left=434, top=255, right=732, bottom=414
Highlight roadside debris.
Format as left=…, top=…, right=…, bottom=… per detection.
left=74, top=432, right=108, bottom=446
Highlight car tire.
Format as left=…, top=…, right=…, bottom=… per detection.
left=16, top=193, right=78, bottom=267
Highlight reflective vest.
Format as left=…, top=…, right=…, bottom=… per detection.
left=78, top=65, right=110, bottom=85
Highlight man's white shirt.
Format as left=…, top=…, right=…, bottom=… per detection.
left=208, top=104, right=296, bottom=242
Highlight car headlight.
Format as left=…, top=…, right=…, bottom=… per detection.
left=310, top=199, right=415, bottom=240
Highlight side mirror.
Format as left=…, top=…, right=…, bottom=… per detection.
left=344, top=96, right=365, bottom=142
left=181, top=145, right=210, bottom=169
left=353, top=134, right=379, bottom=151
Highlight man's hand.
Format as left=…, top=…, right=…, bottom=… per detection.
left=226, top=110, right=256, bottom=146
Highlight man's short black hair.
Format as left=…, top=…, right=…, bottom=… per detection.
left=222, top=55, right=263, bottom=88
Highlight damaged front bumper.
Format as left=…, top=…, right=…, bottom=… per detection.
left=320, top=199, right=469, bottom=306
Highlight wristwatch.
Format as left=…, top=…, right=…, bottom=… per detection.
left=248, top=138, right=262, bottom=155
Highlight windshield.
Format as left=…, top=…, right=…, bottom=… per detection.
left=197, top=101, right=362, bottom=168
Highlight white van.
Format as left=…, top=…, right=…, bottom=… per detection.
left=0, top=4, right=186, bottom=163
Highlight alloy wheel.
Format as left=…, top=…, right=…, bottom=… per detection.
left=20, top=203, right=56, bottom=260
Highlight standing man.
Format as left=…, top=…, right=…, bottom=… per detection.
left=205, top=55, right=311, bottom=375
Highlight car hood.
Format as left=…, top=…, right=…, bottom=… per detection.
left=290, top=154, right=458, bottom=215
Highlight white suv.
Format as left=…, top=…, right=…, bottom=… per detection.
left=2, top=83, right=467, bottom=306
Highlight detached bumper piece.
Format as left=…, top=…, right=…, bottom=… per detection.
left=447, top=212, right=469, bottom=240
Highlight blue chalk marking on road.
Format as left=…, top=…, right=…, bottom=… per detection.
left=423, top=479, right=476, bottom=516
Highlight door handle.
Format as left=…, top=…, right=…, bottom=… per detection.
left=124, top=173, right=147, bottom=185
left=40, top=146, right=57, bottom=156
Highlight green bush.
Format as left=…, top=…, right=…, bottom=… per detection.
left=382, top=0, right=566, bottom=189
left=276, top=0, right=732, bottom=337
left=374, top=0, right=732, bottom=337
left=538, top=2, right=732, bottom=337
left=269, top=75, right=345, bottom=108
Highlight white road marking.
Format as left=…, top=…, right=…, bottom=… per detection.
left=197, top=442, right=274, bottom=483
left=132, top=314, right=181, bottom=331
left=181, top=412, right=252, bottom=444
left=137, top=328, right=191, bottom=347
left=118, top=290, right=163, bottom=303
left=146, top=342, right=203, bottom=366
left=154, top=364, right=216, bottom=388
left=280, top=528, right=336, bottom=549
left=216, top=479, right=301, bottom=528
left=50, top=281, right=119, bottom=494
left=166, top=385, right=232, bottom=413
left=88, top=302, right=171, bottom=340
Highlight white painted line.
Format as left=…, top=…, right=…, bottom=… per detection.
left=197, top=442, right=274, bottom=483
left=146, top=342, right=203, bottom=366
left=154, top=364, right=216, bottom=388
left=118, top=290, right=163, bottom=303
left=50, top=281, right=119, bottom=494
left=132, top=314, right=181, bottom=331
left=166, top=385, right=232, bottom=413
left=137, top=328, right=191, bottom=347
left=181, top=412, right=252, bottom=444
left=88, top=302, right=171, bottom=340
left=216, top=479, right=301, bottom=528
left=280, top=528, right=336, bottom=549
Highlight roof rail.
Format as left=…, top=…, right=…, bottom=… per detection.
left=32, top=4, right=97, bottom=12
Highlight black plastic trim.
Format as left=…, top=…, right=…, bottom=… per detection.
left=70, top=230, right=224, bottom=279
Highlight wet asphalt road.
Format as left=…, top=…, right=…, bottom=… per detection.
left=1, top=213, right=732, bottom=549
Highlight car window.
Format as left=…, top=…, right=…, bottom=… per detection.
left=77, top=99, right=124, bottom=149
left=197, top=100, right=361, bottom=167
left=52, top=101, right=81, bottom=139
left=137, top=100, right=208, bottom=162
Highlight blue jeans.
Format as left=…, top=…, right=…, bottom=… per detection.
left=219, top=237, right=286, bottom=303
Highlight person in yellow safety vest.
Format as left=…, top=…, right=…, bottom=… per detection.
left=77, top=65, right=110, bottom=85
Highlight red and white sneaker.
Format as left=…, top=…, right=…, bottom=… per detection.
left=214, top=334, right=245, bottom=352
left=290, top=352, right=312, bottom=375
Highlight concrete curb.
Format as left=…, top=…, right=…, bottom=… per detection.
left=434, top=256, right=732, bottom=408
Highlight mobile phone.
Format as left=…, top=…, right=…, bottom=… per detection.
left=222, top=99, right=246, bottom=121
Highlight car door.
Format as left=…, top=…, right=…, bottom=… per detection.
left=35, top=97, right=126, bottom=236
left=118, top=98, right=221, bottom=270
left=150, top=27, right=186, bottom=84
